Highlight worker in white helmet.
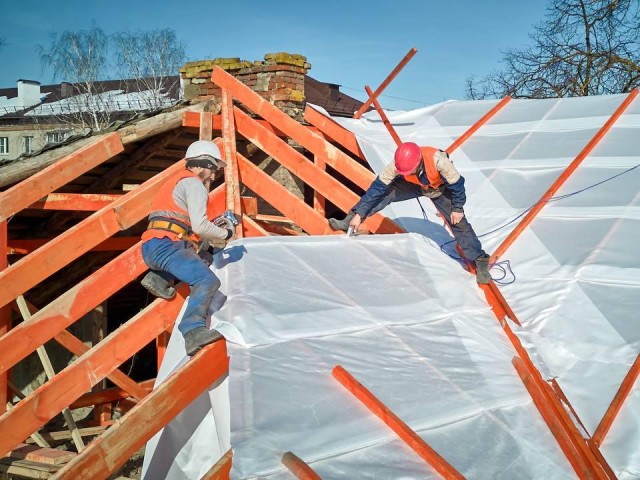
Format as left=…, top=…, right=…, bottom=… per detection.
left=140, top=140, right=235, bottom=356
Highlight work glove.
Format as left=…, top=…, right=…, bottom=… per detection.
left=213, top=215, right=235, bottom=240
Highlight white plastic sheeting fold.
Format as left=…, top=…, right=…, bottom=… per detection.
left=144, top=94, right=639, bottom=479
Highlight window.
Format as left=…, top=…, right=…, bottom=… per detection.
left=24, top=136, right=33, bottom=154
left=46, top=132, right=62, bottom=145
left=0, top=137, right=8, bottom=155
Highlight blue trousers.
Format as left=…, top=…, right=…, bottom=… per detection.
left=141, top=238, right=221, bottom=335
left=354, top=179, right=486, bottom=261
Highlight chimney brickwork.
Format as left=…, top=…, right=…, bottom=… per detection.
left=180, top=52, right=310, bottom=121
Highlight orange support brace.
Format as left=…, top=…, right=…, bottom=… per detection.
left=445, top=96, right=511, bottom=155
left=237, top=153, right=334, bottom=235
left=202, top=449, right=233, bottom=480
left=281, top=452, right=321, bottom=480
left=492, top=88, right=638, bottom=262
left=52, top=341, right=229, bottom=479
left=593, top=354, right=640, bottom=447
left=232, top=107, right=401, bottom=234
left=332, top=365, right=465, bottom=479
left=27, top=193, right=121, bottom=211
left=365, top=85, right=403, bottom=147
left=241, top=214, right=269, bottom=237
left=0, top=160, right=186, bottom=310
left=0, top=290, right=187, bottom=458
left=354, top=48, right=418, bottom=119
left=211, top=66, right=376, bottom=192
left=221, top=90, right=243, bottom=236
left=0, top=133, right=124, bottom=222
left=313, top=154, right=326, bottom=216
left=70, top=380, right=155, bottom=409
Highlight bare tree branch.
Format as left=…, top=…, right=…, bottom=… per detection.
left=466, top=0, right=640, bottom=99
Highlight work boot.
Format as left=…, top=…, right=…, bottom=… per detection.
left=141, top=272, right=176, bottom=300
left=328, top=211, right=355, bottom=232
left=184, top=327, right=224, bottom=356
left=475, top=254, right=492, bottom=285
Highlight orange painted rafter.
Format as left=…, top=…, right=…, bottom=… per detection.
left=0, top=221, right=7, bottom=413
left=281, top=452, right=321, bottom=480
left=0, top=160, right=186, bottom=310
left=27, top=193, right=122, bottom=211
left=183, top=111, right=322, bottom=137
left=11, top=300, right=148, bottom=402
left=0, top=133, right=124, bottom=222
left=52, top=341, right=229, bottom=479
left=593, top=354, right=640, bottom=447
left=0, top=290, right=187, bottom=458
left=446, top=96, right=511, bottom=155
left=354, top=48, right=418, bottom=119
left=492, top=88, right=638, bottom=262
left=211, top=66, right=377, bottom=192
left=332, top=365, right=465, bottom=479
left=512, top=358, right=609, bottom=480
left=7, top=237, right=139, bottom=255
left=201, top=449, right=233, bottom=480
left=0, top=244, right=145, bottom=375
left=237, top=153, right=335, bottom=235
left=304, top=105, right=365, bottom=160
left=233, top=107, right=401, bottom=235
left=221, top=90, right=243, bottom=237
left=365, top=85, right=403, bottom=147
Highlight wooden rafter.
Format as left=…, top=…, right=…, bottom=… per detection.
left=281, top=452, right=321, bottom=480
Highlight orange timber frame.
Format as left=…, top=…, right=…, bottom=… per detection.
left=0, top=49, right=636, bottom=478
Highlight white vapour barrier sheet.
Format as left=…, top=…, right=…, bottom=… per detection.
left=144, top=94, right=639, bottom=479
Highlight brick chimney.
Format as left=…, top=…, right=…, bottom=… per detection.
left=179, top=53, right=311, bottom=121
left=17, top=80, right=41, bottom=108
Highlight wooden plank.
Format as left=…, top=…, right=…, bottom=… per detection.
left=69, top=380, right=154, bottom=410
left=201, top=449, right=232, bottom=480
left=0, top=160, right=186, bottom=311
left=0, top=133, right=124, bottom=222
left=0, top=221, right=7, bottom=413
left=7, top=443, right=76, bottom=465
left=241, top=214, right=269, bottom=238
left=0, top=290, right=187, bottom=458
left=199, top=112, right=213, bottom=141
left=365, top=85, right=402, bottom=147
left=8, top=237, right=139, bottom=255
left=25, top=426, right=109, bottom=445
left=52, top=341, right=228, bottom=479
left=333, top=365, right=465, bottom=479
left=233, top=107, right=401, bottom=235
left=281, top=452, right=321, bottom=480
left=304, top=105, right=365, bottom=159
left=0, top=458, right=59, bottom=478
left=5, top=402, right=51, bottom=448
left=0, top=244, right=146, bottom=376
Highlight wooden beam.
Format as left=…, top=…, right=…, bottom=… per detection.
left=51, top=341, right=228, bottom=479
left=212, top=66, right=376, bottom=192
left=199, top=112, right=213, bottom=141
left=233, top=107, right=401, bottom=234
left=492, top=88, right=638, bottom=263
left=281, top=452, right=321, bottom=480
left=221, top=90, right=243, bottom=236
left=69, top=380, right=154, bottom=410
left=0, top=290, right=187, bottom=458
left=593, top=354, right=640, bottom=447
left=0, top=133, right=124, bottom=222
left=241, top=214, right=269, bottom=238
left=0, top=221, right=7, bottom=413
left=0, top=244, right=146, bottom=376
left=201, top=449, right=232, bottom=480
left=353, top=48, right=418, bottom=119
left=6, top=443, right=76, bottom=465
left=332, top=365, right=465, bottom=479
left=7, top=237, right=139, bottom=255
left=0, top=160, right=186, bottom=311
left=25, top=426, right=109, bottom=445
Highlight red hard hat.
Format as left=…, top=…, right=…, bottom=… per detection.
left=394, top=142, right=423, bottom=175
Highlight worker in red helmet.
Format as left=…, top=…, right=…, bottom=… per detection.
left=329, top=142, right=491, bottom=283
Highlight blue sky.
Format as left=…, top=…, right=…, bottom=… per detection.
left=1, top=0, right=549, bottom=110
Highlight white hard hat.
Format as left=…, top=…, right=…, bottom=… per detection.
left=185, top=141, right=226, bottom=169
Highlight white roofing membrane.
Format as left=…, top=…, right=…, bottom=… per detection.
left=143, top=94, right=640, bottom=479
